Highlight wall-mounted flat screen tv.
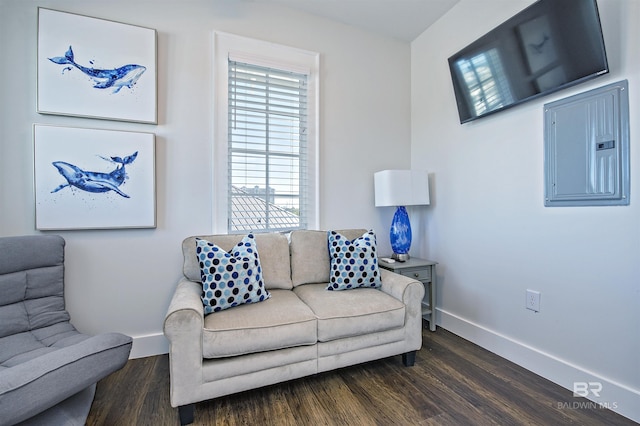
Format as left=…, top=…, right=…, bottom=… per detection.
left=448, top=0, right=608, bottom=124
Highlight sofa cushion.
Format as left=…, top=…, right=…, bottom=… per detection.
left=202, top=289, right=317, bottom=358
left=184, top=233, right=293, bottom=290
left=197, top=235, right=270, bottom=314
left=293, top=283, right=405, bottom=342
left=327, top=230, right=381, bottom=290
left=290, top=229, right=367, bottom=287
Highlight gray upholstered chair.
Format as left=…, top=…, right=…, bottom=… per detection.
left=0, top=235, right=132, bottom=426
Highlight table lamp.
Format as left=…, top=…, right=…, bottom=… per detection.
left=374, top=170, right=430, bottom=261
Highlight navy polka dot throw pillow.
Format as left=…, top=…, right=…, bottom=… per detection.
left=327, top=230, right=381, bottom=291
left=196, top=234, right=270, bottom=314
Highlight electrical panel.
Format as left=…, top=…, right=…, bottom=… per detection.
left=544, top=80, right=629, bottom=207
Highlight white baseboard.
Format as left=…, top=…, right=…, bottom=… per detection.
left=129, top=332, right=169, bottom=359
left=436, top=309, right=640, bottom=424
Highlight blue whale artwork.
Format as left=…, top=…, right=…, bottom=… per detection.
left=48, top=46, right=146, bottom=93
left=51, top=152, right=138, bottom=198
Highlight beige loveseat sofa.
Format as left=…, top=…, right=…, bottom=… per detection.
left=163, top=229, right=425, bottom=425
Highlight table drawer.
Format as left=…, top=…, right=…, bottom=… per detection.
left=398, top=267, right=431, bottom=282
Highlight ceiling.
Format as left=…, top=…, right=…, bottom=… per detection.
left=248, top=0, right=461, bottom=42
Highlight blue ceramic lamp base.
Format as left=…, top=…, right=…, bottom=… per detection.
left=390, top=206, right=412, bottom=262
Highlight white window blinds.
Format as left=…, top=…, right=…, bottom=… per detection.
left=456, top=48, right=513, bottom=117
left=228, top=60, right=308, bottom=233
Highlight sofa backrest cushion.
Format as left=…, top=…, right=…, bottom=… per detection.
left=290, top=229, right=367, bottom=287
left=183, top=233, right=293, bottom=290
left=0, top=235, right=70, bottom=339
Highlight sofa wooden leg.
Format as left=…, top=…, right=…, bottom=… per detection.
left=402, top=351, right=416, bottom=367
left=179, top=404, right=195, bottom=425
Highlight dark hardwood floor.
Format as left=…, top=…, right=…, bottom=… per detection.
left=86, top=325, right=636, bottom=425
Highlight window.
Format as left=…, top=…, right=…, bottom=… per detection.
left=212, top=32, right=319, bottom=234
left=228, top=61, right=308, bottom=232
left=456, top=48, right=513, bottom=117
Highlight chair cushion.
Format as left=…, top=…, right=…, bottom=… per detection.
left=0, top=323, right=81, bottom=367
left=0, top=235, right=64, bottom=276
left=293, top=283, right=405, bottom=342
left=202, top=290, right=317, bottom=358
left=0, top=237, right=68, bottom=339
left=197, top=235, right=270, bottom=314
left=327, top=230, right=381, bottom=290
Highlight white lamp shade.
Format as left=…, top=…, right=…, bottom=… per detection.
left=374, top=170, right=430, bottom=207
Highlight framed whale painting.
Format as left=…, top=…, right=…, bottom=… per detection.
left=37, top=8, right=157, bottom=124
left=34, top=125, right=156, bottom=230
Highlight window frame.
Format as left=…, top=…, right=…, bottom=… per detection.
left=213, top=32, right=319, bottom=234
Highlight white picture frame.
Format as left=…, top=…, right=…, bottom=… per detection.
left=518, top=15, right=558, bottom=75
left=34, top=125, right=156, bottom=230
left=37, top=8, right=157, bottom=124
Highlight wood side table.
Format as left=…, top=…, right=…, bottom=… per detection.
left=379, top=257, right=437, bottom=331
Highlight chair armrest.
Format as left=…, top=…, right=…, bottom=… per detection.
left=163, top=279, right=205, bottom=407
left=0, top=332, right=131, bottom=425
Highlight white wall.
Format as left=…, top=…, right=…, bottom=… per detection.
left=412, top=0, right=639, bottom=421
left=0, top=0, right=411, bottom=356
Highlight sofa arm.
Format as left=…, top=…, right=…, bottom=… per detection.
left=380, top=268, right=425, bottom=352
left=380, top=268, right=425, bottom=305
left=163, top=279, right=205, bottom=407
left=164, top=279, right=205, bottom=327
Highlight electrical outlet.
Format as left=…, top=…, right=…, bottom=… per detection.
left=526, top=290, right=541, bottom=312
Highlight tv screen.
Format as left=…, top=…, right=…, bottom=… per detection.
left=448, top=0, right=608, bottom=124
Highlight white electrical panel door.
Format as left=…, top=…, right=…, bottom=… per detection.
left=544, top=80, right=629, bottom=207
